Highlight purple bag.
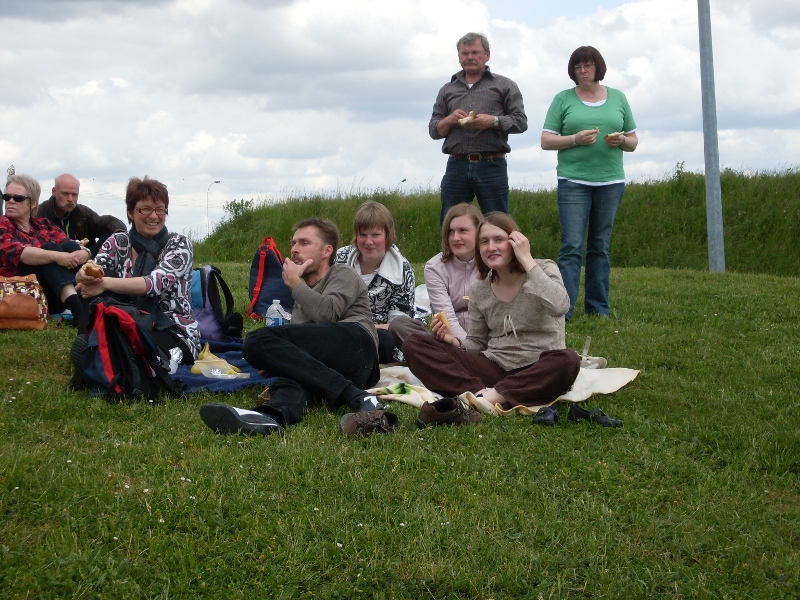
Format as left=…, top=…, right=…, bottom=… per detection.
left=190, top=265, right=243, bottom=340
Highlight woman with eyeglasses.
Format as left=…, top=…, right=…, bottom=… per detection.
left=1, top=173, right=90, bottom=330
left=74, top=176, right=200, bottom=379
left=541, top=46, right=638, bottom=320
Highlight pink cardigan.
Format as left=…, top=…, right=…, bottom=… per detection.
left=423, top=252, right=478, bottom=341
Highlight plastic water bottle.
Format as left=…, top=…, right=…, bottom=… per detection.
left=265, top=299, right=289, bottom=327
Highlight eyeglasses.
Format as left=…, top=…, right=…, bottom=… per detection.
left=135, top=207, right=168, bottom=216
left=2, top=194, right=31, bottom=203
left=574, top=63, right=596, bottom=71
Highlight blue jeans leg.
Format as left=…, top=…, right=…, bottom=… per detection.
left=556, top=180, right=625, bottom=319
left=584, top=182, right=625, bottom=316
left=440, top=157, right=509, bottom=224
left=471, top=158, right=509, bottom=215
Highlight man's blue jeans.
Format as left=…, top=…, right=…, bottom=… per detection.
left=556, top=179, right=626, bottom=319
left=440, top=156, right=509, bottom=223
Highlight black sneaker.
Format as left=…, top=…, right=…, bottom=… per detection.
left=356, top=395, right=385, bottom=412
left=416, top=396, right=482, bottom=428
left=339, top=409, right=399, bottom=437
left=200, top=403, right=285, bottom=436
left=68, top=334, right=88, bottom=391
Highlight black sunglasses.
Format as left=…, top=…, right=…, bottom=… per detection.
left=2, top=193, right=32, bottom=203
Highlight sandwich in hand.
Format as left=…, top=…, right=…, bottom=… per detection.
left=458, top=110, right=477, bottom=126
left=83, top=261, right=104, bottom=279
left=432, top=311, right=451, bottom=330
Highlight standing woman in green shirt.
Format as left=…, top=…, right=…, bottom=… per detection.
left=541, top=46, right=638, bottom=320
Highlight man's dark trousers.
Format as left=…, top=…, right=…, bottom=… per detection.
left=242, top=322, right=379, bottom=427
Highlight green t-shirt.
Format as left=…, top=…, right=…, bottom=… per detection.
left=542, top=87, right=637, bottom=183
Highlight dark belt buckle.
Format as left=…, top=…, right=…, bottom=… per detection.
left=467, top=152, right=482, bottom=163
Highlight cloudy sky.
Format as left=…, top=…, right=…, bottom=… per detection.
left=2, top=0, right=799, bottom=238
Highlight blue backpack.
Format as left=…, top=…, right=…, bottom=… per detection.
left=246, top=236, right=293, bottom=318
left=190, top=265, right=243, bottom=340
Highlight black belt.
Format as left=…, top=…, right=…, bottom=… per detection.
left=450, top=152, right=506, bottom=162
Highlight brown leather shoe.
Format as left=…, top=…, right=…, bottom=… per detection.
left=339, top=409, right=399, bottom=437
left=416, top=396, right=482, bottom=428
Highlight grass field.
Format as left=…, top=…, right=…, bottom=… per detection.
left=1, top=261, right=798, bottom=598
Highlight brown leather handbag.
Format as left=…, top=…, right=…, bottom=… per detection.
left=0, top=274, right=48, bottom=330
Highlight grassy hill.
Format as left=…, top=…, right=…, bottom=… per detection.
left=195, top=166, right=800, bottom=278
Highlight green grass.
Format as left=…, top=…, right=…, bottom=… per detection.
left=2, top=262, right=798, bottom=598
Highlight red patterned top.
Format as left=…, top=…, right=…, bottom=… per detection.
left=0, top=216, right=68, bottom=276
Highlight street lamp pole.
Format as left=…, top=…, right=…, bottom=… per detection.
left=206, top=180, right=220, bottom=238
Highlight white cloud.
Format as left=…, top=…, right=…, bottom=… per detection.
left=1, top=0, right=798, bottom=236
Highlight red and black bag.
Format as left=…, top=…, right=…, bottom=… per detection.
left=81, top=299, right=184, bottom=403
left=245, top=235, right=293, bottom=318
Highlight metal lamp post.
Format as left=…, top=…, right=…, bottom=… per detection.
left=206, top=180, right=220, bottom=238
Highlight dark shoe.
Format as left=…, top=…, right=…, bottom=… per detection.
left=567, top=403, right=591, bottom=423
left=589, top=408, right=623, bottom=428
left=532, top=406, right=559, bottom=426
left=356, top=395, right=385, bottom=412
left=416, top=396, right=482, bottom=428
left=568, top=403, right=623, bottom=428
left=199, top=403, right=285, bottom=436
left=68, top=334, right=88, bottom=391
left=340, top=409, right=399, bottom=437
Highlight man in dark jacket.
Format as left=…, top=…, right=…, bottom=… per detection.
left=35, top=173, right=126, bottom=257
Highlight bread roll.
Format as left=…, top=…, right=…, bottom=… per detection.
left=433, top=311, right=451, bottom=330
left=458, top=110, right=477, bottom=126
left=83, top=262, right=104, bottom=279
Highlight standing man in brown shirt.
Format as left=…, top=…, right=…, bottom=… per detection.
left=429, top=32, right=528, bottom=224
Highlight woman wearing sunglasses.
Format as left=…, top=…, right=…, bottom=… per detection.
left=1, top=173, right=90, bottom=329
left=74, top=176, right=199, bottom=384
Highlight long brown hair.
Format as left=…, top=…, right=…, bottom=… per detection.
left=441, top=203, right=484, bottom=261
left=475, top=212, right=526, bottom=282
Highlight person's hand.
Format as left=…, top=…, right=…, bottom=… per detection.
left=575, top=127, right=600, bottom=146
left=282, top=257, right=311, bottom=289
left=54, top=250, right=87, bottom=270
left=75, top=266, right=95, bottom=285
left=75, top=278, right=105, bottom=299
left=605, top=133, right=626, bottom=148
left=508, top=230, right=536, bottom=271
left=431, top=317, right=458, bottom=347
left=462, top=113, right=496, bottom=131
left=508, top=230, right=532, bottom=259
left=449, top=109, right=469, bottom=125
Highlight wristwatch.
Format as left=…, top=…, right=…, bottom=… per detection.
left=493, top=116, right=500, bottom=129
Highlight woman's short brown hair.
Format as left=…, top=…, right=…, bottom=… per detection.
left=475, top=212, right=527, bottom=282
left=125, top=176, right=169, bottom=223
left=568, top=46, right=607, bottom=84
left=441, top=203, right=484, bottom=261
left=350, top=200, right=396, bottom=248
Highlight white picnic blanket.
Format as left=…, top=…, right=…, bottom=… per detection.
left=369, top=366, right=639, bottom=416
